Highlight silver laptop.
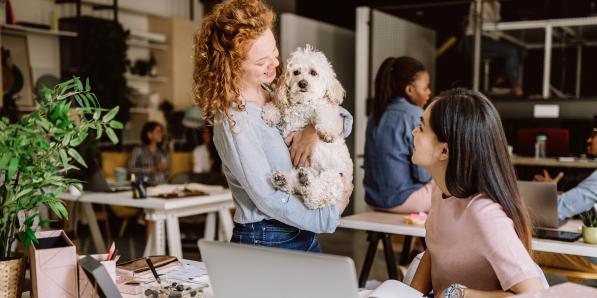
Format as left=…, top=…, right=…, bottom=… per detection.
left=518, top=180, right=563, bottom=228
left=198, top=240, right=360, bottom=298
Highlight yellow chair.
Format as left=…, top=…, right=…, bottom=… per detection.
left=169, top=152, right=193, bottom=178
left=100, top=151, right=129, bottom=179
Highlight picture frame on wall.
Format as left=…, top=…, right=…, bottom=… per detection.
left=2, top=33, right=35, bottom=110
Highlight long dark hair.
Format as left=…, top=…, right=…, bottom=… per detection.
left=372, top=56, right=426, bottom=125
left=429, top=88, right=533, bottom=252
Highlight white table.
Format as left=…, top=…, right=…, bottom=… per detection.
left=60, top=190, right=234, bottom=259
left=341, top=212, right=597, bottom=258
left=512, top=156, right=597, bottom=169
left=340, top=212, right=597, bottom=287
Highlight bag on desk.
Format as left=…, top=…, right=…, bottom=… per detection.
left=29, top=230, right=78, bottom=298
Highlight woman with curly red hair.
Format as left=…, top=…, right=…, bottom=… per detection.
left=193, top=0, right=353, bottom=252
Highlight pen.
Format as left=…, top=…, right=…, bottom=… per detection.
left=145, top=257, right=162, bottom=287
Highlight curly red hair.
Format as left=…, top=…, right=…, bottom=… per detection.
left=193, top=0, right=276, bottom=123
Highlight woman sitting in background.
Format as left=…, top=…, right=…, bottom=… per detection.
left=364, top=56, right=434, bottom=213
left=128, top=121, right=169, bottom=185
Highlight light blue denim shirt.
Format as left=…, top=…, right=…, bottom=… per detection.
left=213, top=102, right=353, bottom=234
left=363, top=97, right=432, bottom=209
left=557, top=169, right=597, bottom=263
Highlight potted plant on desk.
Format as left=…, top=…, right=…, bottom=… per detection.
left=0, top=77, right=121, bottom=298
left=580, top=209, right=597, bottom=244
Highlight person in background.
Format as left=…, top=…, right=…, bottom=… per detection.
left=193, top=0, right=353, bottom=252
left=410, top=88, right=543, bottom=297
left=193, top=126, right=221, bottom=174
left=533, top=116, right=597, bottom=272
left=364, top=57, right=434, bottom=213
left=465, top=0, right=525, bottom=97
left=127, top=121, right=169, bottom=185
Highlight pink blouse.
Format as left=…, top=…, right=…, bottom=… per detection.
left=425, top=185, right=539, bottom=294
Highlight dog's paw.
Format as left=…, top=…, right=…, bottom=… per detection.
left=261, top=103, right=281, bottom=127
left=317, top=130, right=336, bottom=143
left=297, top=168, right=311, bottom=186
left=271, top=171, right=290, bottom=192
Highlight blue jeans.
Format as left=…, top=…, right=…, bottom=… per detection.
left=465, top=35, right=525, bottom=86
left=230, top=219, right=322, bottom=253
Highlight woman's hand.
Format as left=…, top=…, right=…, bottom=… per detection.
left=285, top=125, right=318, bottom=167
left=533, top=169, right=564, bottom=185
left=335, top=175, right=353, bottom=214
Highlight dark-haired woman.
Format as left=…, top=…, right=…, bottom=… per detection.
left=410, top=88, right=543, bottom=297
left=127, top=121, right=169, bottom=185
left=364, top=56, right=434, bottom=213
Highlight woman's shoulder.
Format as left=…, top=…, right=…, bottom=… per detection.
left=466, top=193, right=513, bottom=226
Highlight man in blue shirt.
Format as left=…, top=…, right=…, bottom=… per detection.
left=534, top=118, right=597, bottom=272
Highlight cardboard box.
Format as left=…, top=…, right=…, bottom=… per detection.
left=29, top=230, right=78, bottom=298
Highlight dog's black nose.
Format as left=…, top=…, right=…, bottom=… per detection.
left=298, top=80, right=308, bottom=89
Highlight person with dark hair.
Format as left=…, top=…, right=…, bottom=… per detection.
left=192, top=126, right=222, bottom=174
left=364, top=56, right=433, bottom=213
left=127, top=121, right=169, bottom=185
left=533, top=116, right=597, bottom=272
left=410, top=88, right=543, bottom=297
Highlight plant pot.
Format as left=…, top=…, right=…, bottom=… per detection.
left=0, top=256, right=26, bottom=298
left=582, top=225, right=597, bottom=244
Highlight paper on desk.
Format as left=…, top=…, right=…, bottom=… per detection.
left=147, top=183, right=225, bottom=197
left=366, top=280, right=423, bottom=298
left=165, top=263, right=208, bottom=284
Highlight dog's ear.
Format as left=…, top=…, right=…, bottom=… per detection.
left=325, top=76, right=345, bottom=106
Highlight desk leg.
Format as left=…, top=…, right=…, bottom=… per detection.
left=155, top=220, right=166, bottom=255
left=166, top=215, right=183, bottom=259
left=399, top=236, right=413, bottom=265
left=203, top=213, right=216, bottom=241
left=359, top=231, right=381, bottom=288
left=82, top=202, right=106, bottom=253
left=382, top=234, right=398, bottom=280
left=218, top=207, right=234, bottom=241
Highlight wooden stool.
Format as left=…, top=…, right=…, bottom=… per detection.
left=541, top=266, right=597, bottom=283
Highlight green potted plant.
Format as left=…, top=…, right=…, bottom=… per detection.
left=580, top=209, right=597, bottom=244
left=0, top=77, right=121, bottom=297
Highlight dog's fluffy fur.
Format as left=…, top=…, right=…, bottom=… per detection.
left=262, top=45, right=353, bottom=209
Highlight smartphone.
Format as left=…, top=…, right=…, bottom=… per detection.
left=533, top=228, right=582, bottom=242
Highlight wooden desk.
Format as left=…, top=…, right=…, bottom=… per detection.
left=340, top=212, right=597, bottom=286
left=512, top=156, right=597, bottom=169
left=60, top=190, right=234, bottom=259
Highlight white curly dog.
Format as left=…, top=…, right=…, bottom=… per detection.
left=261, top=45, right=353, bottom=209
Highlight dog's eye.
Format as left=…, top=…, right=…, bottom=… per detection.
left=310, top=70, right=318, bottom=76
left=293, top=70, right=300, bottom=76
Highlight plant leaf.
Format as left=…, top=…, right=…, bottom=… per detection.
left=85, top=78, right=91, bottom=92
left=67, top=148, right=87, bottom=168
left=109, top=120, right=123, bottom=129
left=7, top=157, right=19, bottom=180
left=0, top=153, right=11, bottom=170
left=95, top=124, right=103, bottom=139
left=106, top=127, right=119, bottom=144
left=102, top=106, right=119, bottom=123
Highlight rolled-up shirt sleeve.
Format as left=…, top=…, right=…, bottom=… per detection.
left=214, top=112, right=341, bottom=233
left=338, top=106, right=353, bottom=138
left=557, top=169, right=597, bottom=220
